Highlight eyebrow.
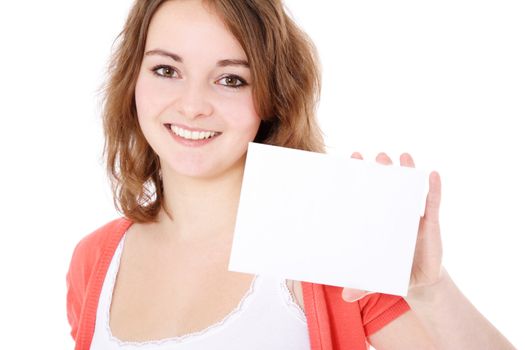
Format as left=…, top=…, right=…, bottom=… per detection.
left=144, top=49, right=250, bottom=68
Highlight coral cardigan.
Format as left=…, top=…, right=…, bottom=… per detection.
left=66, top=217, right=410, bottom=350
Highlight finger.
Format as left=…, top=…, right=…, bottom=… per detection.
left=376, top=152, right=393, bottom=165
left=351, top=152, right=363, bottom=160
left=341, top=287, right=372, bottom=302
left=424, top=171, right=442, bottom=223
left=400, top=153, right=416, bottom=168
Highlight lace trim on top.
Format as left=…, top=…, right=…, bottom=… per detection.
left=104, top=231, right=260, bottom=346
left=280, top=280, right=307, bottom=323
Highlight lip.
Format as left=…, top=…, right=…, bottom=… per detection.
left=164, top=123, right=219, bottom=133
left=164, top=124, right=221, bottom=147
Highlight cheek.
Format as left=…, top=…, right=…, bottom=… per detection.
left=245, top=116, right=262, bottom=140
left=135, top=77, right=152, bottom=125
left=134, top=73, right=167, bottom=121
left=222, top=94, right=261, bottom=137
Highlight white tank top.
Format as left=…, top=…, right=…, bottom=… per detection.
left=90, top=230, right=311, bottom=349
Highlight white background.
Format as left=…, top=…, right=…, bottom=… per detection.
left=0, top=0, right=523, bottom=348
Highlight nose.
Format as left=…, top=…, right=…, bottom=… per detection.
left=173, top=80, right=214, bottom=120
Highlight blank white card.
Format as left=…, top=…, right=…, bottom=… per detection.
left=229, top=142, right=428, bottom=296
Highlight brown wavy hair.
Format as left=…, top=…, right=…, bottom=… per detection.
left=100, top=0, right=326, bottom=223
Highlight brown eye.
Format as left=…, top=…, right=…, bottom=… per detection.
left=218, top=75, right=247, bottom=89
left=225, top=77, right=238, bottom=85
left=152, top=65, right=177, bottom=78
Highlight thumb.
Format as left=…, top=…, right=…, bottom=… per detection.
left=341, top=287, right=372, bottom=302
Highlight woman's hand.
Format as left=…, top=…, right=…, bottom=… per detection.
left=341, top=152, right=443, bottom=302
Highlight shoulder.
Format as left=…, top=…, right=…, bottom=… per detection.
left=69, top=217, right=132, bottom=271
left=66, top=217, right=132, bottom=299
left=66, top=217, right=133, bottom=339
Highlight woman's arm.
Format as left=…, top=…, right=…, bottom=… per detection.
left=344, top=152, right=516, bottom=349
left=368, top=310, right=437, bottom=350
left=406, top=267, right=515, bottom=350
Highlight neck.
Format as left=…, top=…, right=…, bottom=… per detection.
left=156, top=161, right=245, bottom=243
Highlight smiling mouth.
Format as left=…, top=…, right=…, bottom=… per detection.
left=164, top=124, right=222, bottom=141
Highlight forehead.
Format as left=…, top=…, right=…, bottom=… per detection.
left=145, top=0, right=247, bottom=61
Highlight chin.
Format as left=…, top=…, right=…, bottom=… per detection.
left=169, top=164, right=215, bottom=179
left=167, top=160, right=241, bottom=180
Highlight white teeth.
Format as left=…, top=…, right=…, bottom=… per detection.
left=169, top=124, right=217, bottom=140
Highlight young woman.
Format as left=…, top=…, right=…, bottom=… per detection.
left=66, top=0, right=516, bottom=349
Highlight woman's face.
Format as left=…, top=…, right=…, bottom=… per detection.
left=135, top=0, right=261, bottom=179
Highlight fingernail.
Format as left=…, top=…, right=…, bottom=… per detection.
left=342, top=290, right=373, bottom=303
left=343, top=290, right=364, bottom=302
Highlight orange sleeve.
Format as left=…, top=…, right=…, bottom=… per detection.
left=65, top=231, right=99, bottom=340
left=358, top=293, right=411, bottom=337
left=66, top=218, right=130, bottom=345
left=66, top=240, right=86, bottom=340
